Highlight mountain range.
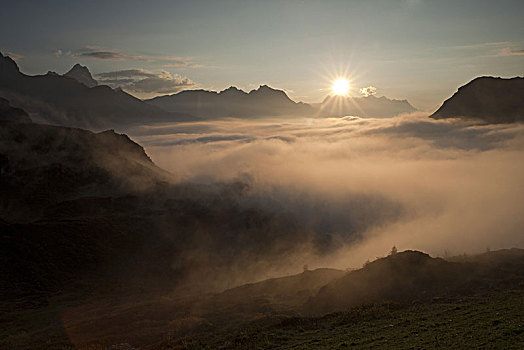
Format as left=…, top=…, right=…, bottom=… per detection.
left=0, top=52, right=196, bottom=130
left=3, top=53, right=522, bottom=127
left=1, top=54, right=423, bottom=124
left=318, top=94, right=417, bottom=118
left=430, top=76, right=524, bottom=123
left=146, top=85, right=314, bottom=119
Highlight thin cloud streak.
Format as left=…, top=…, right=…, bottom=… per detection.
left=66, top=46, right=201, bottom=67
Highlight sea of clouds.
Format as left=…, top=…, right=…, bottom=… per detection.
left=127, top=113, right=524, bottom=273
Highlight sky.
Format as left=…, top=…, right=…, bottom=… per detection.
left=1, top=0, right=523, bottom=110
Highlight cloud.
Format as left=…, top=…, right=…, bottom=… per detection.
left=97, top=69, right=160, bottom=79
left=130, top=74, right=195, bottom=93
left=97, top=69, right=196, bottom=94
left=497, top=47, right=524, bottom=56
left=451, top=41, right=512, bottom=50
left=126, top=114, right=524, bottom=274
left=6, top=52, right=23, bottom=61
left=360, top=86, right=377, bottom=97
left=70, top=47, right=125, bottom=60
left=67, top=46, right=200, bottom=66
left=163, top=61, right=203, bottom=68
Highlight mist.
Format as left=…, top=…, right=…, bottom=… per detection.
left=127, top=113, right=524, bottom=276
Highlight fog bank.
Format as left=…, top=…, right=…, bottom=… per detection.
left=128, top=114, right=524, bottom=272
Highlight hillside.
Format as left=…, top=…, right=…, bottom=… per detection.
left=3, top=249, right=522, bottom=349
left=0, top=119, right=171, bottom=222
left=306, top=249, right=524, bottom=315
left=0, top=52, right=197, bottom=130
left=430, top=76, right=524, bottom=123
left=169, top=289, right=524, bottom=349
left=146, top=85, right=314, bottom=119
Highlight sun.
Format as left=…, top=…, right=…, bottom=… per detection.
left=332, top=78, right=350, bottom=95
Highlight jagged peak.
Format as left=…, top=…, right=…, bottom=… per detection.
left=248, top=85, right=290, bottom=99
left=250, top=84, right=277, bottom=93
left=67, top=63, right=91, bottom=73
left=64, top=63, right=98, bottom=88
left=219, top=86, right=246, bottom=95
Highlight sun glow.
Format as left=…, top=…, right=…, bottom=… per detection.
left=332, top=78, right=350, bottom=95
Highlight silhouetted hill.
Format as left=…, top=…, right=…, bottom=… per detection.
left=0, top=52, right=197, bottom=130
left=63, top=63, right=98, bottom=87
left=0, top=120, right=171, bottom=222
left=305, top=249, right=524, bottom=315
left=146, top=85, right=314, bottom=119
left=430, top=76, right=524, bottom=123
left=222, top=268, right=344, bottom=302
left=319, top=95, right=416, bottom=118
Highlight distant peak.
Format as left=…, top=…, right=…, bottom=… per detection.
left=64, top=63, right=97, bottom=88
left=219, top=86, right=246, bottom=95
left=256, top=84, right=277, bottom=92
left=66, top=63, right=91, bottom=75
left=249, top=84, right=286, bottom=96
left=224, top=86, right=241, bottom=91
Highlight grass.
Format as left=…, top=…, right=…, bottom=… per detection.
left=1, top=288, right=523, bottom=349
left=2, top=252, right=523, bottom=349
left=170, top=288, right=524, bottom=349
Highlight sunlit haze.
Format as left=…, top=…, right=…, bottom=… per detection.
left=1, top=1, right=523, bottom=348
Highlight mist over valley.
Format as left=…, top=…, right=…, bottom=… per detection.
left=1, top=1, right=524, bottom=348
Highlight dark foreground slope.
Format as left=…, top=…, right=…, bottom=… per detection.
left=306, top=250, right=524, bottom=315
left=156, top=250, right=524, bottom=349
left=0, top=52, right=196, bottom=130
left=2, top=248, right=522, bottom=349
left=175, top=289, right=524, bottom=350
left=430, top=76, right=524, bottom=123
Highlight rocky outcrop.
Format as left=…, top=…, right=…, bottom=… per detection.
left=430, top=76, right=524, bottom=123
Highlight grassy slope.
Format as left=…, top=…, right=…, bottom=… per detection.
left=2, top=252, right=523, bottom=349
left=175, top=288, right=524, bottom=350
left=2, top=288, right=523, bottom=349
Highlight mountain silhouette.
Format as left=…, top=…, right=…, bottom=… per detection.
left=0, top=118, right=171, bottom=222
left=146, top=85, right=314, bottom=119
left=319, top=94, right=416, bottom=118
left=0, top=52, right=197, bottom=130
left=430, top=76, right=524, bottom=123
left=63, top=63, right=98, bottom=87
